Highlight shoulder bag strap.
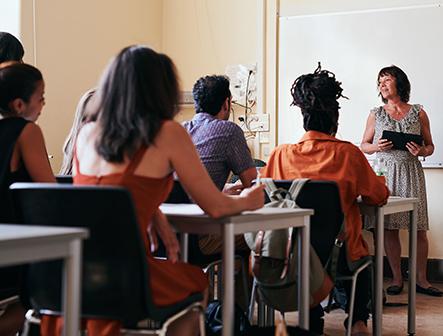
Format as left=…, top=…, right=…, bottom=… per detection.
left=287, top=178, right=310, bottom=202
left=262, top=178, right=285, bottom=201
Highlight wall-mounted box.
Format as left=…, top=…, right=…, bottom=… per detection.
left=179, top=91, right=194, bottom=105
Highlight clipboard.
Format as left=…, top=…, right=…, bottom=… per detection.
left=381, top=130, right=423, bottom=151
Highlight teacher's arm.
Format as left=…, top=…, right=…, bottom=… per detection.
left=406, top=109, right=434, bottom=157
left=360, top=111, right=392, bottom=154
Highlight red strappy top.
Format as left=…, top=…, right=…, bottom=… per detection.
left=73, top=146, right=207, bottom=306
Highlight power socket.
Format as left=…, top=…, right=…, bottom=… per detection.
left=179, top=91, right=194, bottom=105
left=248, top=114, right=269, bottom=132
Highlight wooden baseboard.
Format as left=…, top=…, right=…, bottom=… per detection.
left=383, top=257, right=443, bottom=282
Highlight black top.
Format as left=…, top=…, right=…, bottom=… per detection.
left=0, top=117, right=31, bottom=222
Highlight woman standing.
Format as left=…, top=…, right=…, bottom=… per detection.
left=361, top=65, right=441, bottom=297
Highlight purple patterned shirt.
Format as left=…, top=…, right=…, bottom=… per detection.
left=183, top=113, right=255, bottom=190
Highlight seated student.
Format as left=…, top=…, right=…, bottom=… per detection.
left=260, top=65, right=389, bottom=335
left=0, top=63, right=55, bottom=335
left=41, top=45, right=264, bottom=336
left=0, top=31, right=24, bottom=64
left=59, top=88, right=96, bottom=175
left=183, top=75, right=257, bottom=255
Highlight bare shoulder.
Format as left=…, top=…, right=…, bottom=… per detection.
left=19, top=122, right=44, bottom=143
left=156, top=120, right=190, bottom=143
left=418, top=107, right=429, bottom=117
left=159, top=119, right=186, bottom=133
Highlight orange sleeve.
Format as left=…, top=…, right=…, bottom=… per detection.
left=260, top=147, right=280, bottom=178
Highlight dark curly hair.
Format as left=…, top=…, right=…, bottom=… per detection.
left=290, top=63, right=347, bottom=135
left=0, top=32, right=24, bottom=63
left=192, top=75, right=231, bottom=116
left=94, top=45, right=180, bottom=163
left=377, top=65, right=410, bottom=104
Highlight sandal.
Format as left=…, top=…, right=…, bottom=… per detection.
left=386, top=284, right=404, bottom=295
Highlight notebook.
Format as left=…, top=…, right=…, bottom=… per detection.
left=381, top=130, right=423, bottom=151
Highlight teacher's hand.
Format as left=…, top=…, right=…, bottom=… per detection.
left=377, top=138, right=393, bottom=152
left=406, top=141, right=422, bottom=156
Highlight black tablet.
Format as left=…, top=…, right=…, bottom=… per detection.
left=381, top=130, right=423, bottom=151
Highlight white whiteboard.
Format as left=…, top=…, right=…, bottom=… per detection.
left=278, top=4, right=443, bottom=167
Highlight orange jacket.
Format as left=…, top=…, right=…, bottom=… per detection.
left=261, top=131, right=389, bottom=261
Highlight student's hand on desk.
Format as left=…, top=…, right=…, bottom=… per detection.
left=223, top=181, right=245, bottom=195
left=150, top=210, right=180, bottom=263
left=239, top=184, right=265, bottom=210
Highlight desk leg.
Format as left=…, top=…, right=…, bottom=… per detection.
left=222, top=224, right=235, bottom=336
left=374, top=208, right=384, bottom=336
left=62, top=239, right=82, bottom=336
left=298, top=215, right=310, bottom=330
left=408, top=205, right=417, bottom=335
left=180, top=233, right=189, bottom=262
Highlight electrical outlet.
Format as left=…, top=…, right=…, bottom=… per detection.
left=179, top=91, right=194, bottom=105
left=248, top=114, right=269, bottom=132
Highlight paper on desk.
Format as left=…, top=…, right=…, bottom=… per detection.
left=160, top=203, right=205, bottom=215
left=242, top=207, right=304, bottom=215
left=160, top=204, right=302, bottom=217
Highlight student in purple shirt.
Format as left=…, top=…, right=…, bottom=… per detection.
left=183, top=75, right=257, bottom=255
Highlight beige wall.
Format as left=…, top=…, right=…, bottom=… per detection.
left=278, top=0, right=443, bottom=258
left=162, top=0, right=258, bottom=91
left=162, top=0, right=261, bottom=148
left=19, top=0, right=163, bottom=171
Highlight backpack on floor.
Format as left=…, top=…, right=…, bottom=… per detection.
left=205, top=300, right=251, bottom=336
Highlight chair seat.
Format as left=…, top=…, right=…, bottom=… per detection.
left=125, top=293, right=203, bottom=328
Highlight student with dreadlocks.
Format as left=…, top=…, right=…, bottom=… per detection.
left=261, top=64, right=389, bottom=335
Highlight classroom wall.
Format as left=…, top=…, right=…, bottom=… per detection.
left=278, top=0, right=443, bottom=259
left=18, top=0, right=163, bottom=171
left=161, top=0, right=260, bottom=140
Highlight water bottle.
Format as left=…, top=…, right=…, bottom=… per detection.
left=375, top=157, right=387, bottom=176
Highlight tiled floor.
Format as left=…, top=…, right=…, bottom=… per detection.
left=281, top=282, right=443, bottom=335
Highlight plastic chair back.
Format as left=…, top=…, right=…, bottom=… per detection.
left=10, top=183, right=155, bottom=325
left=271, top=180, right=344, bottom=266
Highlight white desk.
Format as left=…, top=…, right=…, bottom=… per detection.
left=0, top=224, right=88, bottom=336
left=160, top=204, right=313, bottom=336
left=359, top=197, right=418, bottom=336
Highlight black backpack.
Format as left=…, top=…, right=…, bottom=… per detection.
left=205, top=300, right=251, bottom=336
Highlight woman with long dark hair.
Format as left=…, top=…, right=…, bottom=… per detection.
left=41, top=45, right=264, bottom=336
